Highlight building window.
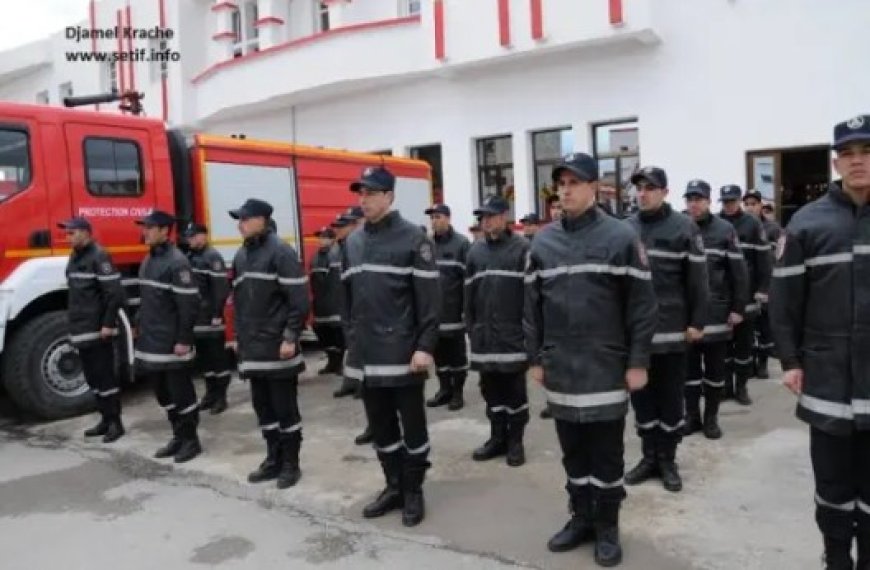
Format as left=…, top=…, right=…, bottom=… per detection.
left=35, top=91, right=49, bottom=104
left=84, top=138, right=143, bottom=197
left=232, top=1, right=259, bottom=58
left=476, top=135, right=514, bottom=219
left=531, top=128, right=574, bottom=217
left=316, top=2, right=330, bottom=32
left=58, top=82, right=74, bottom=104
left=400, top=0, right=421, bottom=16
left=150, top=39, right=169, bottom=83
left=592, top=119, right=640, bottom=214
left=410, top=144, right=443, bottom=205
left=0, top=128, right=32, bottom=202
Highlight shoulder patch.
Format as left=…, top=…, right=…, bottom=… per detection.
left=636, top=239, right=649, bottom=268
left=179, top=269, right=192, bottom=285
left=694, top=234, right=705, bottom=252
left=775, top=234, right=787, bottom=261
left=212, top=259, right=223, bottom=272
left=99, top=261, right=113, bottom=275
left=419, top=241, right=433, bottom=263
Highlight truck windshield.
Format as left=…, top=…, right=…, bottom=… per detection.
left=0, top=128, right=31, bottom=203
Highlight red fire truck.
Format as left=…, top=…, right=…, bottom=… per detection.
left=0, top=95, right=432, bottom=419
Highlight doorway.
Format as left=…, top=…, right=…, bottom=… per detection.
left=409, top=144, right=443, bottom=205
left=746, top=145, right=831, bottom=227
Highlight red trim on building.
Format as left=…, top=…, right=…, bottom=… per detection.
left=158, top=0, right=168, bottom=122
left=193, top=15, right=422, bottom=84
left=530, top=0, right=543, bottom=40
left=116, top=10, right=126, bottom=111
left=322, top=0, right=350, bottom=5
left=254, top=16, right=285, bottom=27
left=498, top=0, right=511, bottom=47
left=212, top=31, right=238, bottom=41
left=609, top=0, right=624, bottom=26
left=89, top=0, right=99, bottom=110
left=434, top=0, right=445, bottom=61
left=210, top=1, right=237, bottom=12
left=126, top=4, right=136, bottom=92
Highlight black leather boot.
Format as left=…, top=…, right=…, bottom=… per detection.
left=625, top=437, right=658, bottom=486
left=447, top=375, right=466, bottom=411
left=822, top=535, right=854, bottom=570
left=84, top=415, right=110, bottom=438
left=755, top=353, right=769, bottom=379
left=401, top=459, right=429, bottom=527
left=154, top=416, right=182, bottom=459
left=333, top=376, right=356, bottom=398
left=593, top=501, right=623, bottom=567
left=276, top=433, right=301, bottom=489
left=657, top=449, right=683, bottom=493
left=426, top=375, right=452, bottom=408
left=682, top=387, right=702, bottom=437
left=703, top=389, right=723, bottom=440
left=734, top=373, right=753, bottom=406
left=505, top=422, right=526, bottom=467
left=200, top=377, right=217, bottom=411
left=472, top=418, right=507, bottom=461
left=210, top=374, right=230, bottom=415
left=248, top=431, right=280, bottom=483
left=547, top=486, right=594, bottom=552
left=102, top=417, right=125, bottom=443
left=173, top=414, right=202, bottom=464
left=362, top=456, right=404, bottom=518
left=354, top=424, right=374, bottom=445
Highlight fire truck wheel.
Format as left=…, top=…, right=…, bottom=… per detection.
left=3, top=311, right=94, bottom=420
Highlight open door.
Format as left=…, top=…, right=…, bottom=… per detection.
left=746, top=145, right=831, bottom=227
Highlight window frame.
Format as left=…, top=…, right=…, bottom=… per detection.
left=531, top=126, right=573, bottom=217
left=475, top=134, right=515, bottom=217
left=82, top=136, right=144, bottom=198
left=315, top=1, right=330, bottom=33
left=231, top=1, right=260, bottom=58
left=0, top=125, right=33, bottom=203
left=591, top=118, right=640, bottom=214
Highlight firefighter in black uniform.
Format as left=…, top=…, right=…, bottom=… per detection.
left=424, top=203, right=471, bottom=412
left=744, top=190, right=782, bottom=379
left=332, top=207, right=364, bottom=399
left=520, top=213, right=542, bottom=240
left=719, top=185, right=772, bottom=404
left=624, top=166, right=708, bottom=493
left=60, top=216, right=126, bottom=443
left=228, top=199, right=309, bottom=489
left=182, top=223, right=232, bottom=415
left=134, top=210, right=202, bottom=463
left=466, top=195, right=531, bottom=467
left=526, top=153, right=657, bottom=566
left=309, top=226, right=345, bottom=376
left=682, top=180, right=750, bottom=439
left=341, top=166, right=440, bottom=527
left=770, top=115, right=870, bottom=570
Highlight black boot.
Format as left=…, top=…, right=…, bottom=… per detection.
left=154, top=416, right=182, bottom=458
left=333, top=377, right=356, bottom=398
left=755, top=353, right=769, bottom=379
left=102, top=417, right=125, bottom=443
left=354, top=424, right=374, bottom=445
left=594, top=501, right=623, bottom=567
left=426, top=375, right=452, bottom=408
left=823, top=535, right=854, bottom=570
left=505, top=421, right=526, bottom=467
left=657, top=449, right=683, bottom=493
left=319, top=350, right=343, bottom=375
left=276, top=433, right=302, bottom=489
left=84, top=415, right=110, bottom=438
left=200, top=377, right=217, bottom=411
left=362, top=456, right=404, bottom=518
left=547, top=486, right=594, bottom=552
left=857, top=530, right=870, bottom=570
left=682, top=390, right=703, bottom=437
left=625, top=437, right=658, bottom=486
left=173, top=415, right=202, bottom=463
left=722, top=362, right=735, bottom=400
left=734, top=374, right=753, bottom=406
left=210, top=374, right=230, bottom=415
left=472, top=418, right=507, bottom=461
left=247, top=431, right=281, bottom=483
left=401, top=460, right=429, bottom=527
left=703, top=390, right=723, bottom=440
left=447, top=375, right=465, bottom=411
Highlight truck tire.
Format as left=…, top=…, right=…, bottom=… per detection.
left=3, top=311, right=95, bottom=420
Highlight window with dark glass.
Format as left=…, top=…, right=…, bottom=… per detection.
left=84, top=138, right=143, bottom=197
left=592, top=119, right=640, bottom=214
left=476, top=135, right=514, bottom=218
left=0, top=128, right=32, bottom=202
left=531, top=127, right=574, bottom=217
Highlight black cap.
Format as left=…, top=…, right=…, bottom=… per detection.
left=350, top=166, right=395, bottom=193
left=832, top=114, right=870, bottom=151
left=551, top=152, right=599, bottom=183
left=473, top=195, right=511, bottom=217
left=135, top=210, right=175, bottom=227
left=229, top=198, right=273, bottom=220
left=314, top=226, right=336, bottom=238
left=425, top=203, right=451, bottom=217
left=743, top=189, right=764, bottom=203
left=343, top=205, right=364, bottom=220
left=630, top=166, right=668, bottom=189
left=57, top=216, right=92, bottom=232
left=520, top=213, right=541, bottom=225
left=182, top=222, right=208, bottom=237
left=719, top=185, right=743, bottom=202
left=330, top=214, right=351, bottom=229
left=683, top=179, right=711, bottom=199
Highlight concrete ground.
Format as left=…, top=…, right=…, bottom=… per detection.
left=1, top=355, right=823, bottom=569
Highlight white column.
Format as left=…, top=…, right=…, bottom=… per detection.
left=511, top=129, right=534, bottom=220
left=256, top=0, right=287, bottom=49
left=210, top=1, right=237, bottom=63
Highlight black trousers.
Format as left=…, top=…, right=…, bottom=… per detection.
left=556, top=418, right=626, bottom=505
left=810, top=427, right=870, bottom=541
left=249, top=375, right=302, bottom=441
left=686, top=342, right=727, bottom=414
left=480, top=372, right=530, bottom=425
left=630, top=352, right=686, bottom=457
left=195, top=336, right=232, bottom=395
left=364, top=384, right=431, bottom=487
left=434, top=335, right=468, bottom=382
left=727, top=318, right=755, bottom=385
left=754, top=305, right=775, bottom=358
left=313, top=325, right=345, bottom=354
left=79, top=341, right=121, bottom=420
left=151, top=367, right=198, bottom=436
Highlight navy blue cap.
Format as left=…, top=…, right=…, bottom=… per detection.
left=229, top=198, right=273, bottom=220
left=743, top=188, right=763, bottom=203
left=520, top=213, right=542, bottom=225
left=135, top=210, right=175, bottom=227
left=425, top=203, right=451, bottom=217
left=350, top=166, right=395, bottom=193
left=330, top=214, right=351, bottom=229
left=683, top=179, right=711, bottom=199
left=57, top=216, right=92, bottom=232
left=344, top=205, right=364, bottom=220
left=182, top=222, right=208, bottom=237
left=719, top=184, right=743, bottom=202
left=631, top=166, right=668, bottom=189
left=473, top=195, right=511, bottom=217
left=314, top=226, right=336, bottom=238
left=833, top=114, right=870, bottom=151
left=551, top=152, right=599, bottom=183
